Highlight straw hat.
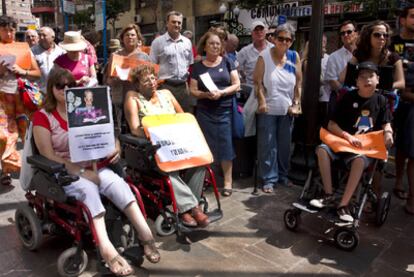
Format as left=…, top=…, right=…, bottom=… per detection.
left=109, top=39, right=121, bottom=50
left=59, top=31, right=87, bottom=51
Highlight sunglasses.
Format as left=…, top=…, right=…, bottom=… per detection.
left=266, top=33, right=274, bottom=38
left=277, top=36, right=292, bottom=43
left=55, top=82, right=75, bottom=90
left=372, top=32, right=389, bottom=39
left=340, top=30, right=354, bottom=36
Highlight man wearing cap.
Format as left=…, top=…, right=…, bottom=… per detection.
left=237, top=21, right=272, bottom=85
left=310, top=61, right=393, bottom=222
left=31, top=27, right=65, bottom=93
left=150, top=11, right=194, bottom=112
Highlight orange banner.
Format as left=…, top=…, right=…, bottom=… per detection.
left=320, top=128, right=387, bottom=160
left=109, top=54, right=159, bottom=81
left=0, top=42, right=31, bottom=69
left=142, top=113, right=213, bottom=172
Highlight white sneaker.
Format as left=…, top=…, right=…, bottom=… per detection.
left=337, top=206, right=354, bottom=222
left=309, top=195, right=334, bottom=208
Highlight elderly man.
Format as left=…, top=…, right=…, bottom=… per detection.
left=237, top=21, right=273, bottom=85
left=225, top=33, right=239, bottom=66
left=31, top=27, right=65, bottom=93
left=25, top=29, right=39, bottom=47
left=150, top=11, right=194, bottom=112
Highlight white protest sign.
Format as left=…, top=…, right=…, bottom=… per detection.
left=66, top=86, right=115, bottom=163
left=147, top=122, right=210, bottom=163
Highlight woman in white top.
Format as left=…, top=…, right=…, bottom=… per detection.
left=253, top=23, right=302, bottom=193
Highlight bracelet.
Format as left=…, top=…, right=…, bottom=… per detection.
left=384, top=130, right=393, bottom=135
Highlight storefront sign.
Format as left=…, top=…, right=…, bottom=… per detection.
left=324, top=2, right=364, bottom=15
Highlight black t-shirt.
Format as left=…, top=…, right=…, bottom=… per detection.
left=331, top=89, right=391, bottom=135
left=390, top=34, right=414, bottom=87
left=191, top=56, right=235, bottom=109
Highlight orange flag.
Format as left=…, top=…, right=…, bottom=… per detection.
left=320, top=128, right=387, bottom=160
left=0, top=42, right=32, bottom=69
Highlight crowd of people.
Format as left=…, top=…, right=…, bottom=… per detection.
left=0, top=4, right=414, bottom=275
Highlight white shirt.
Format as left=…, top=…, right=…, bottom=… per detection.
left=31, top=44, right=66, bottom=93
left=261, top=48, right=297, bottom=115
left=319, top=53, right=331, bottom=102
left=324, top=46, right=353, bottom=89
left=237, top=41, right=273, bottom=85
left=150, top=32, right=193, bottom=81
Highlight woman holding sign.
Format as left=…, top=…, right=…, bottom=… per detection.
left=104, top=24, right=151, bottom=134
left=0, top=15, right=41, bottom=185
left=124, top=64, right=210, bottom=228
left=32, top=68, right=160, bottom=276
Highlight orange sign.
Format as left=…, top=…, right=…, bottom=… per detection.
left=109, top=54, right=159, bottom=81
left=320, top=128, right=387, bottom=160
left=0, top=42, right=32, bottom=69
left=142, top=113, right=213, bottom=172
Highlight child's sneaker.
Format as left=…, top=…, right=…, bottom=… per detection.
left=337, top=206, right=354, bottom=222
left=309, top=194, right=334, bottom=208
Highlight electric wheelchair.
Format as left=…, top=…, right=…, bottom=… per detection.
left=15, top=132, right=146, bottom=277
left=119, top=132, right=223, bottom=237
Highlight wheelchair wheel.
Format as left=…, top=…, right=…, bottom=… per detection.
left=57, top=247, right=88, bottom=277
left=15, top=204, right=43, bottom=251
left=120, top=221, right=136, bottom=249
left=284, top=209, right=301, bottom=231
left=376, top=191, right=391, bottom=227
left=334, top=228, right=359, bottom=251
left=199, top=196, right=209, bottom=213
left=155, top=211, right=176, bottom=236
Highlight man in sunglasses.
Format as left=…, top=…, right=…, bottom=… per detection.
left=266, top=25, right=277, bottom=44
left=325, top=21, right=358, bottom=94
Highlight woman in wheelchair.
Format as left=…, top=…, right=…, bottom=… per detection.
left=31, top=68, right=160, bottom=276
left=124, top=64, right=210, bottom=228
left=310, top=62, right=394, bottom=222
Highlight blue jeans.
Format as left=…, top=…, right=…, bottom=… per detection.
left=257, top=114, right=293, bottom=188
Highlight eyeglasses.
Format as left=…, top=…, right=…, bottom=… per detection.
left=55, top=82, right=75, bottom=90
left=340, top=30, right=354, bottom=36
left=266, top=33, right=274, bottom=39
left=277, top=36, right=293, bottom=43
left=372, top=32, right=389, bottom=39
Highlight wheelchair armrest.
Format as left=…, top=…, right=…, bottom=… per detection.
left=119, top=134, right=151, bottom=147
left=27, top=154, right=65, bottom=174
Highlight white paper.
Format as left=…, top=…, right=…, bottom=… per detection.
left=199, top=72, right=218, bottom=92
left=0, top=54, right=16, bottom=70
left=147, top=123, right=210, bottom=162
left=115, top=66, right=130, bottom=81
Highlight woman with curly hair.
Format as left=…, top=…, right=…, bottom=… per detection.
left=341, top=20, right=405, bottom=90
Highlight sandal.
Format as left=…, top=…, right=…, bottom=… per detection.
left=393, top=188, right=408, bottom=200
left=107, top=254, right=134, bottom=276
left=0, top=174, right=12, bottom=186
left=141, top=239, right=161, bottom=264
left=221, top=188, right=232, bottom=197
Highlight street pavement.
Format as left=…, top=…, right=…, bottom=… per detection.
left=0, top=169, right=413, bottom=277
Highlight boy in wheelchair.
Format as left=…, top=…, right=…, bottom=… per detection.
left=310, top=61, right=394, bottom=222
left=124, top=64, right=210, bottom=228
left=30, top=68, right=160, bottom=276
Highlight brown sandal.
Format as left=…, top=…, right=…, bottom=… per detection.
left=141, top=239, right=161, bottom=264
left=107, top=254, right=134, bottom=276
